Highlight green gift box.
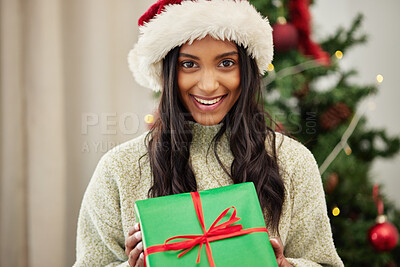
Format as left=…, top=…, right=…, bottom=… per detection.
left=134, top=182, right=278, bottom=267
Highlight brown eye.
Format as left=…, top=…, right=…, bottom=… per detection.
left=219, top=60, right=235, bottom=68
left=181, top=61, right=197, bottom=68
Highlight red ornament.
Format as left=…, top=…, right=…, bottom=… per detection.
left=272, top=22, right=299, bottom=52
left=368, top=185, right=399, bottom=252
left=368, top=215, right=399, bottom=252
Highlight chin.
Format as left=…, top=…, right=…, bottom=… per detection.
left=193, top=116, right=223, bottom=126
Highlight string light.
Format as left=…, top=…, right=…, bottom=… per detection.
left=263, top=59, right=320, bottom=87
left=144, top=114, right=154, bottom=124
left=319, top=88, right=377, bottom=174
left=376, top=74, right=384, bottom=83
left=277, top=16, right=287, bottom=24
left=267, top=63, right=275, bottom=72
left=344, top=145, right=352, bottom=155
left=258, top=44, right=375, bottom=176
left=332, top=206, right=340, bottom=216
left=335, top=50, right=343, bottom=59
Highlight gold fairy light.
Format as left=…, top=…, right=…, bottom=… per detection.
left=277, top=16, right=287, bottom=24
left=376, top=74, right=384, bottom=83
left=332, top=206, right=340, bottom=216
left=267, top=63, right=275, bottom=72
left=335, top=50, right=343, bottom=59
left=144, top=114, right=154, bottom=124
left=344, top=145, right=352, bottom=155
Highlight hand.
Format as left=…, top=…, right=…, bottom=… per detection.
left=269, top=237, right=293, bottom=267
left=125, top=223, right=145, bottom=267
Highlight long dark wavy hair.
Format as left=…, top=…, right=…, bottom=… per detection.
left=144, top=44, right=285, bottom=233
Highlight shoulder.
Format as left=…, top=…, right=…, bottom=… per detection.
left=95, top=131, right=150, bottom=178
left=270, top=132, right=321, bottom=186
left=274, top=132, right=317, bottom=168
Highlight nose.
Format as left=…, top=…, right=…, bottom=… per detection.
left=197, top=68, right=219, bottom=93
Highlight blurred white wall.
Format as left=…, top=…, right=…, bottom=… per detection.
left=311, top=0, right=400, bottom=208
left=63, top=0, right=156, bottom=265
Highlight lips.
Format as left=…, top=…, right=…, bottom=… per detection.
left=191, top=94, right=227, bottom=111
left=193, top=95, right=224, bottom=105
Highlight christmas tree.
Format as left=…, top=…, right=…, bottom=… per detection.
left=249, top=0, right=400, bottom=265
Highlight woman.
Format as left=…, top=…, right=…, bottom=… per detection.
left=74, top=0, right=344, bottom=266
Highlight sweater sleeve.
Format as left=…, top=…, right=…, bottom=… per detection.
left=280, top=138, right=344, bottom=267
left=73, top=152, right=130, bottom=267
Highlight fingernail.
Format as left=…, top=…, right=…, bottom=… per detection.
left=134, top=231, right=142, bottom=239
left=134, top=223, right=139, bottom=231
left=137, top=242, right=143, bottom=250
left=140, top=252, right=144, bottom=259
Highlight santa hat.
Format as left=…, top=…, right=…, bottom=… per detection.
left=128, top=0, right=274, bottom=92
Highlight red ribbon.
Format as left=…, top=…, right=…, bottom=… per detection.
left=143, top=191, right=269, bottom=267
left=373, top=184, right=384, bottom=215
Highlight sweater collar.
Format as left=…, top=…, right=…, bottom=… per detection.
left=189, top=121, right=225, bottom=148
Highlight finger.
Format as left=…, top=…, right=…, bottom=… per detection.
left=135, top=252, right=145, bottom=267
left=128, top=223, right=140, bottom=236
left=129, top=241, right=143, bottom=266
left=125, top=231, right=142, bottom=256
left=270, top=237, right=283, bottom=247
left=269, top=239, right=279, bottom=251
left=125, top=234, right=134, bottom=256
left=269, top=237, right=284, bottom=255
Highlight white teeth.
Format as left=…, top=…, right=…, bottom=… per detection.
left=194, top=96, right=223, bottom=105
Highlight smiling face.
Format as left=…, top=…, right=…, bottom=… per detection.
left=177, top=36, right=241, bottom=126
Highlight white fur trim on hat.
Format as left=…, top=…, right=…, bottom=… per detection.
left=128, top=0, right=273, bottom=92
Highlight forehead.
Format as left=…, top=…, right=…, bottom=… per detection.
left=179, top=35, right=238, bottom=54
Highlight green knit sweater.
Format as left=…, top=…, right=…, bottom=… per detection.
left=74, top=122, right=343, bottom=267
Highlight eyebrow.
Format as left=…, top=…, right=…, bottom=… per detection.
left=179, top=53, right=199, bottom=60
left=216, top=51, right=239, bottom=60
left=179, top=51, right=238, bottom=60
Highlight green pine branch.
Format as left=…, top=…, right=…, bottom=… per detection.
left=321, top=14, right=368, bottom=54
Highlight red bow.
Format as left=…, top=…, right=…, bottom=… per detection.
left=373, top=184, right=384, bottom=215
left=289, top=0, right=331, bottom=66
left=143, top=191, right=269, bottom=267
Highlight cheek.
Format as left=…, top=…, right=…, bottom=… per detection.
left=177, top=72, right=194, bottom=94
left=177, top=73, right=193, bottom=109
left=227, top=70, right=241, bottom=96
